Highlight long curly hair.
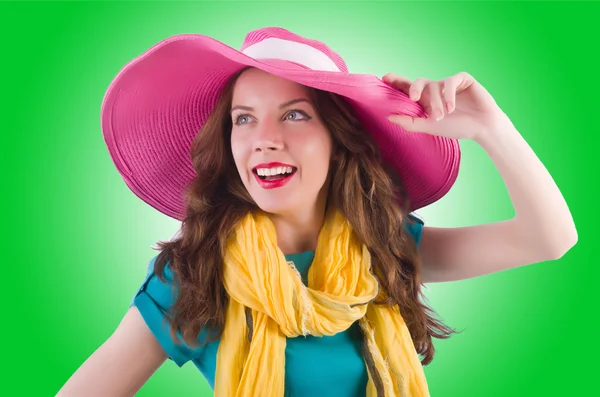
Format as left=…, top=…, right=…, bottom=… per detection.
left=151, top=67, right=457, bottom=365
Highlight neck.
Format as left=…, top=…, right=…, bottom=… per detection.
left=269, top=206, right=326, bottom=255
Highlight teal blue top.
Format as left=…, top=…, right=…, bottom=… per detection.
left=131, top=215, right=424, bottom=396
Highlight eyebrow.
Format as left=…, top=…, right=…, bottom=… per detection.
left=230, top=98, right=312, bottom=113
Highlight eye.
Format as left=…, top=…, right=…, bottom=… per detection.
left=285, top=110, right=310, bottom=121
left=233, top=114, right=253, bottom=125
left=233, top=110, right=311, bottom=126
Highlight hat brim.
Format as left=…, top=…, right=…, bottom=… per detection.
left=101, top=34, right=460, bottom=221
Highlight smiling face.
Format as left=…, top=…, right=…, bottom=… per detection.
left=229, top=68, right=333, bottom=217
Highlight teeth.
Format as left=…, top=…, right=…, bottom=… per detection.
left=256, top=166, right=294, bottom=176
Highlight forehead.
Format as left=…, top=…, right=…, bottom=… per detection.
left=232, top=68, right=311, bottom=103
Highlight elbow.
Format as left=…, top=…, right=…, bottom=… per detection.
left=539, top=226, right=578, bottom=261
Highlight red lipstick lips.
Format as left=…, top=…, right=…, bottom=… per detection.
left=252, top=162, right=297, bottom=189
left=253, top=162, right=295, bottom=169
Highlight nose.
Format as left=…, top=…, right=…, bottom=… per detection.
left=252, top=119, right=284, bottom=152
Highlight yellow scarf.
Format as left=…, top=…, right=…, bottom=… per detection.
left=215, top=206, right=430, bottom=396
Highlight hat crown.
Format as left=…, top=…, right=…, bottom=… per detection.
left=240, top=27, right=348, bottom=73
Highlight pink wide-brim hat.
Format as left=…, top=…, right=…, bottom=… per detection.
left=101, top=27, right=460, bottom=221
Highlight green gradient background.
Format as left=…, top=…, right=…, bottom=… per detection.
left=2, top=1, right=596, bottom=396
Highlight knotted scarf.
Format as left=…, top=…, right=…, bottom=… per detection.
left=214, top=206, right=429, bottom=396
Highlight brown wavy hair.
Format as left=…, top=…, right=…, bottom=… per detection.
left=152, top=67, right=457, bottom=365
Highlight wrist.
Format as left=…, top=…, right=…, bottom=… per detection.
left=473, top=111, right=516, bottom=147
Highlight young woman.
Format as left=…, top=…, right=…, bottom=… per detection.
left=57, top=27, right=577, bottom=397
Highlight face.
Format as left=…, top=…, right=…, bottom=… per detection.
left=230, top=68, right=333, bottom=217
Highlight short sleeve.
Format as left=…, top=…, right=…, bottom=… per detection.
left=403, top=213, right=424, bottom=248
left=130, top=255, right=204, bottom=367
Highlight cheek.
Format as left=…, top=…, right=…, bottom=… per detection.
left=230, top=136, right=249, bottom=172
left=230, top=134, right=246, bottom=158
left=296, top=130, right=332, bottom=170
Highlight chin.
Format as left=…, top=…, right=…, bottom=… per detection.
left=253, top=199, right=295, bottom=216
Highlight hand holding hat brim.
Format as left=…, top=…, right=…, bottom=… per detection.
left=383, top=72, right=507, bottom=141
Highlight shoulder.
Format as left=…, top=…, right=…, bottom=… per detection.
left=130, top=254, right=207, bottom=367
left=133, top=255, right=178, bottom=310
left=403, top=212, right=424, bottom=248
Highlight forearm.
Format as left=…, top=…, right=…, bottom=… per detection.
left=474, top=114, right=578, bottom=257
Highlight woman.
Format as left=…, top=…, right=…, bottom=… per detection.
left=58, top=27, right=577, bottom=397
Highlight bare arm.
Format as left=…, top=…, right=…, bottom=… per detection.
left=56, top=306, right=168, bottom=397
left=419, top=116, right=577, bottom=284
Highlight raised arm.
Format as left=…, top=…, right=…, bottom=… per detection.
left=418, top=119, right=577, bottom=283
left=383, top=72, right=577, bottom=283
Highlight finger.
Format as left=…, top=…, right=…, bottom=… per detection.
left=442, top=76, right=460, bottom=114
left=387, top=114, right=435, bottom=134
left=454, top=71, right=475, bottom=91
left=427, top=82, right=445, bottom=121
left=382, top=73, right=413, bottom=94
left=409, top=78, right=428, bottom=102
